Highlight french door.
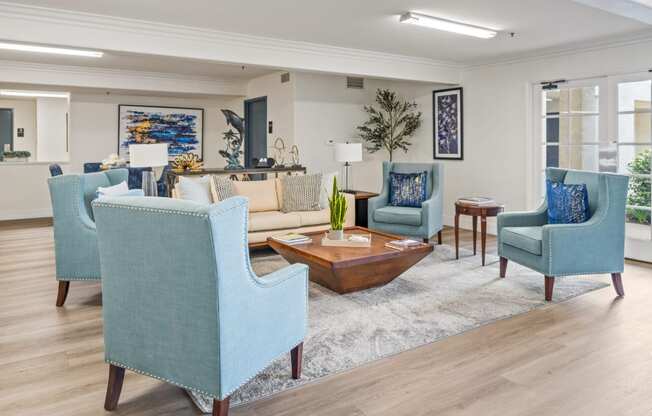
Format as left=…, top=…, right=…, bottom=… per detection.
left=534, top=75, right=652, bottom=262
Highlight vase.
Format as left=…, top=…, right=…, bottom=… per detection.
left=328, top=229, right=344, bottom=240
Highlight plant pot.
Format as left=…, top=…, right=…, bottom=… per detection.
left=328, top=229, right=344, bottom=240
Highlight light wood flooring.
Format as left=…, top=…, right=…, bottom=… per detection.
left=1, top=220, right=652, bottom=415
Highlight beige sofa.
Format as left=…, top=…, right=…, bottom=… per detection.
left=174, top=177, right=355, bottom=246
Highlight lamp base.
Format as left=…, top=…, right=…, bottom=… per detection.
left=141, top=171, right=158, bottom=197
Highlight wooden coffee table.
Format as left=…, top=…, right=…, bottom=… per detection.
left=267, top=226, right=433, bottom=294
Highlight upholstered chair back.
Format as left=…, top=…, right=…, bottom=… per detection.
left=382, top=161, right=442, bottom=199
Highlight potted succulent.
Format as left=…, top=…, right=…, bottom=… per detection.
left=2, top=150, right=31, bottom=162
left=328, top=177, right=348, bottom=240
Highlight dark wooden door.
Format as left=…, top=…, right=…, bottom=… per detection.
left=0, top=109, right=13, bottom=152
left=244, top=96, right=267, bottom=169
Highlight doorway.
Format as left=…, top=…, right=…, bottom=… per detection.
left=0, top=108, right=13, bottom=153
left=244, top=96, right=267, bottom=169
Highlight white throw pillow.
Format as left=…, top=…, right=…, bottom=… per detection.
left=177, top=176, right=212, bottom=204
left=319, top=172, right=339, bottom=209
left=96, top=181, right=129, bottom=198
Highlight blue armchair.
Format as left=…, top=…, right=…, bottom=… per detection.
left=47, top=169, right=128, bottom=306
left=92, top=196, right=308, bottom=416
left=368, top=161, right=444, bottom=243
left=498, top=168, right=629, bottom=301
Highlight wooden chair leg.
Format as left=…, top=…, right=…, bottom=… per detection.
left=213, top=397, right=230, bottom=416
left=55, top=281, right=70, bottom=307
left=499, top=257, right=508, bottom=278
left=291, top=342, right=303, bottom=380
left=544, top=276, right=555, bottom=302
left=104, top=364, right=125, bottom=411
left=611, top=273, right=624, bottom=297
left=423, top=237, right=430, bottom=243
left=437, top=230, right=442, bottom=245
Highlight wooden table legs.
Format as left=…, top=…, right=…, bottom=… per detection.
left=455, top=212, right=460, bottom=260
left=472, top=216, right=477, bottom=255
left=481, top=215, right=487, bottom=266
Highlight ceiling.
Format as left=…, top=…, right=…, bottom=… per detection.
left=0, top=49, right=276, bottom=80
left=5, top=0, right=652, bottom=65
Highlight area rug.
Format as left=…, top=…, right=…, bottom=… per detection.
left=189, top=245, right=610, bottom=412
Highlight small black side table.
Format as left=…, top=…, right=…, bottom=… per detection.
left=343, top=190, right=379, bottom=228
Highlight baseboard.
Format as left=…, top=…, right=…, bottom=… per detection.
left=0, top=209, right=52, bottom=221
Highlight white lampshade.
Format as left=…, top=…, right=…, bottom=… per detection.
left=334, top=142, right=362, bottom=163
left=129, top=144, right=169, bottom=168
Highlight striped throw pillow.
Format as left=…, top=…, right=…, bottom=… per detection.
left=210, top=175, right=235, bottom=202
left=281, top=173, right=322, bottom=212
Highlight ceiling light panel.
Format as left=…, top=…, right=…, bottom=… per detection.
left=399, top=12, right=498, bottom=39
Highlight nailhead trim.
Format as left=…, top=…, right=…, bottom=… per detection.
left=92, top=201, right=208, bottom=217
left=57, top=276, right=99, bottom=281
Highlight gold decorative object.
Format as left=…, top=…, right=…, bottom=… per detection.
left=171, top=153, right=204, bottom=172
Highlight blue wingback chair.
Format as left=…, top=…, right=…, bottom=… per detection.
left=92, top=196, right=308, bottom=416
left=368, top=161, right=444, bottom=243
left=497, top=168, right=629, bottom=301
left=47, top=169, right=128, bottom=306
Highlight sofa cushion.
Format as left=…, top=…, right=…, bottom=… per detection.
left=373, top=206, right=422, bottom=226
left=176, top=176, right=212, bottom=204
left=210, top=175, right=235, bottom=202
left=297, top=209, right=330, bottom=227
left=389, top=171, right=428, bottom=208
left=501, top=226, right=543, bottom=256
left=233, top=179, right=279, bottom=212
left=249, top=211, right=301, bottom=232
left=281, top=173, right=322, bottom=212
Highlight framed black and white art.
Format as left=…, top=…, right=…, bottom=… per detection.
left=433, top=87, right=463, bottom=160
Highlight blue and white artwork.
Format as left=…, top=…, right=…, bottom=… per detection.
left=118, top=105, right=203, bottom=160
left=433, top=88, right=463, bottom=160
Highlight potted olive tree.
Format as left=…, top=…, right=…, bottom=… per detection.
left=328, top=177, right=348, bottom=240
left=357, top=89, right=422, bottom=161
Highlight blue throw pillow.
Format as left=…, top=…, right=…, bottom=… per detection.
left=546, top=180, right=591, bottom=224
left=389, top=171, right=428, bottom=208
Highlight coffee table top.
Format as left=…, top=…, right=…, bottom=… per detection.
left=267, top=226, right=433, bottom=269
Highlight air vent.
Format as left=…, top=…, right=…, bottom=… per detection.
left=281, top=72, right=290, bottom=83
left=346, top=76, right=364, bottom=89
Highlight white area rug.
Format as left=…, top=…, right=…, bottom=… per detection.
left=189, top=245, right=610, bottom=412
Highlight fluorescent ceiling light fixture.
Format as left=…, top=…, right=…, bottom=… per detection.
left=0, top=90, right=70, bottom=98
left=0, top=42, right=103, bottom=58
left=632, top=0, right=652, bottom=7
left=399, top=12, right=497, bottom=39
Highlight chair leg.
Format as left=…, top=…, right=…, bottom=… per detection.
left=423, top=237, right=430, bottom=244
left=213, top=397, right=230, bottom=416
left=544, top=276, right=555, bottom=302
left=611, top=273, right=624, bottom=297
left=291, top=342, right=303, bottom=380
left=104, top=364, right=125, bottom=411
left=499, top=257, right=508, bottom=278
left=437, top=230, right=442, bottom=245
left=56, top=281, right=70, bottom=307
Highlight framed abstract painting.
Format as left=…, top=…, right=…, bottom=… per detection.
left=433, top=87, right=463, bottom=160
left=118, top=105, right=204, bottom=160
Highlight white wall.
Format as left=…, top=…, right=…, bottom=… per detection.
left=457, top=39, right=652, bottom=232
left=246, top=72, right=295, bottom=157
left=0, top=98, right=36, bottom=155
left=0, top=91, right=243, bottom=220
left=35, top=97, right=69, bottom=162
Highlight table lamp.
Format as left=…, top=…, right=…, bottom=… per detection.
left=129, top=143, right=169, bottom=196
left=334, top=142, right=362, bottom=192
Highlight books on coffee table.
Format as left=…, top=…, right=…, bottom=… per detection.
left=271, top=233, right=311, bottom=245
left=385, top=239, right=424, bottom=251
left=457, top=197, right=496, bottom=206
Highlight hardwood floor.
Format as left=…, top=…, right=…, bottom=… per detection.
left=1, top=221, right=652, bottom=415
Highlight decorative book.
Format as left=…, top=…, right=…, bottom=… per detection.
left=457, top=197, right=496, bottom=206
left=384, top=239, right=425, bottom=251
left=272, top=233, right=311, bottom=245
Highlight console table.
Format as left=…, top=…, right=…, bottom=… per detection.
left=165, top=166, right=306, bottom=196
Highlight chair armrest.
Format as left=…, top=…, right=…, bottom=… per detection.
left=421, top=192, right=443, bottom=234
left=368, top=192, right=388, bottom=213
left=497, top=204, right=548, bottom=229
left=254, top=263, right=308, bottom=288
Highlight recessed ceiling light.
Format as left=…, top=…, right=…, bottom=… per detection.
left=0, top=42, right=103, bottom=58
left=399, top=12, right=498, bottom=39
left=0, top=90, right=70, bottom=98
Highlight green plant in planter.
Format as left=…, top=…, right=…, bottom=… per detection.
left=328, top=177, right=347, bottom=232
left=2, top=150, right=31, bottom=159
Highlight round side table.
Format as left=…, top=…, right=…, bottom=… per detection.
left=454, top=201, right=504, bottom=266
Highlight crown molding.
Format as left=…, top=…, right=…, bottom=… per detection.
left=0, top=2, right=462, bottom=84
left=463, top=29, right=652, bottom=71
left=0, top=59, right=248, bottom=96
